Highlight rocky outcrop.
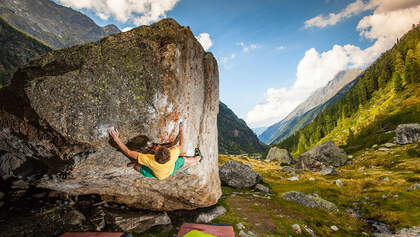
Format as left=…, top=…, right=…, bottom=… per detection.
left=219, top=160, right=262, bottom=189
left=104, top=208, right=171, bottom=234
left=297, top=141, right=348, bottom=171
left=0, top=19, right=220, bottom=211
left=282, top=191, right=338, bottom=212
left=394, top=124, right=420, bottom=145
left=265, top=147, right=292, bottom=164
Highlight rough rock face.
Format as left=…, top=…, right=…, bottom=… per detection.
left=282, top=191, right=337, bottom=212
left=297, top=141, right=348, bottom=171
left=394, top=124, right=420, bottom=145
left=0, top=19, right=221, bottom=211
left=265, top=147, right=292, bottom=164
left=219, top=160, right=262, bottom=189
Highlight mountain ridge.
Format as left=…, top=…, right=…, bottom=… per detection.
left=218, top=102, right=267, bottom=154
left=259, top=69, right=362, bottom=144
left=0, top=0, right=120, bottom=49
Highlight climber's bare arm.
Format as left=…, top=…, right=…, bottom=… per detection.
left=109, top=128, right=139, bottom=161
left=178, top=122, right=184, bottom=153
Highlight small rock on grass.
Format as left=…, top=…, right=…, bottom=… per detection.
left=255, top=184, right=269, bottom=193
left=335, top=179, right=343, bottom=187
left=309, top=177, right=315, bottom=181
left=292, top=224, right=302, bottom=234
left=383, top=143, right=396, bottom=148
left=287, top=176, right=299, bottom=181
left=195, top=205, right=226, bottom=223
left=381, top=177, right=389, bottom=184
left=236, top=222, right=245, bottom=230
left=239, top=230, right=256, bottom=237
left=320, top=166, right=337, bottom=176
left=408, top=184, right=420, bottom=191
left=303, top=225, right=316, bottom=237
left=330, top=225, right=339, bottom=231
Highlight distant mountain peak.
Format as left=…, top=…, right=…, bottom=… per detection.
left=259, top=68, right=362, bottom=144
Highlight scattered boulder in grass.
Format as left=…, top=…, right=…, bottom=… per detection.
left=330, top=225, right=339, bottom=231
left=383, top=143, right=396, bottom=148
left=408, top=184, right=420, bottom=191
left=265, top=147, right=293, bottom=164
left=287, top=176, right=299, bottom=181
left=292, top=224, right=302, bottom=234
left=255, top=184, right=269, bottom=193
left=335, top=179, right=343, bottom=187
left=297, top=141, right=348, bottom=171
left=195, top=205, right=226, bottom=223
left=282, top=191, right=338, bottom=213
left=219, top=160, right=262, bottom=189
left=320, top=166, right=337, bottom=176
left=394, top=124, right=420, bottom=145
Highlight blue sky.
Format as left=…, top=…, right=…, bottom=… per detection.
left=55, top=0, right=420, bottom=128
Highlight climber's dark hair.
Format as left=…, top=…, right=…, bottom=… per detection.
left=155, top=146, right=170, bottom=164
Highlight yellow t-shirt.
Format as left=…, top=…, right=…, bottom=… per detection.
left=137, top=146, right=180, bottom=180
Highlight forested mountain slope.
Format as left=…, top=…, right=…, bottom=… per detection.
left=0, top=17, right=52, bottom=87
left=218, top=102, right=267, bottom=154
left=278, top=24, right=420, bottom=155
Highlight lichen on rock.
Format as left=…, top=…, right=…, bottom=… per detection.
left=0, top=18, right=221, bottom=211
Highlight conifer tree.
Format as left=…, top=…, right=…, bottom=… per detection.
left=297, top=133, right=306, bottom=154
left=404, top=49, right=415, bottom=84
left=415, top=41, right=420, bottom=82
left=392, top=71, right=403, bottom=92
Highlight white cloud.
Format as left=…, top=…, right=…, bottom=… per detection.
left=305, top=0, right=420, bottom=29
left=121, top=26, right=133, bottom=32
left=236, top=42, right=261, bottom=53
left=276, top=46, right=285, bottom=51
left=57, top=0, right=180, bottom=26
left=231, top=54, right=236, bottom=59
left=195, top=33, right=213, bottom=51
left=247, top=1, right=420, bottom=128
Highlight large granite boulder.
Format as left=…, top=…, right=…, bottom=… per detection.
left=265, top=147, right=293, bottom=164
left=297, top=141, right=348, bottom=171
left=394, top=124, right=420, bottom=145
left=219, top=160, right=262, bottom=189
left=0, top=19, right=221, bottom=211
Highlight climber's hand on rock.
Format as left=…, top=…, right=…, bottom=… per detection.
left=109, top=127, right=119, bottom=141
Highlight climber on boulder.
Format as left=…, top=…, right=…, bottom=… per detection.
left=109, top=123, right=201, bottom=180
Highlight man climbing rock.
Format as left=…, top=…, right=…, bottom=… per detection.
left=109, top=123, right=201, bottom=180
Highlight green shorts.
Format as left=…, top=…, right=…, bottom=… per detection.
left=139, top=157, right=185, bottom=178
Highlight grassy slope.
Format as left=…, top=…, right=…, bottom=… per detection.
left=137, top=142, right=418, bottom=236
left=319, top=82, right=420, bottom=154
